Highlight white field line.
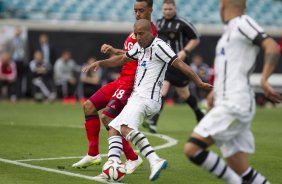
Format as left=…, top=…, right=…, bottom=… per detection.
left=0, top=132, right=178, bottom=183
left=0, top=157, right=120, bottom=184
left=15, top=132, right=178, bottom=162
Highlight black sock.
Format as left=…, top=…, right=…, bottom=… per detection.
left=185, top=95, right=204, bottom=123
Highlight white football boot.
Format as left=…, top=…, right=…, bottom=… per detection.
left=149, top=159, right=167, bottom=181
left=93, top=173, right=108, bottom=180
left=125, top=155, right=143, bottom=174
left=72, top=154, right=102, bottom=169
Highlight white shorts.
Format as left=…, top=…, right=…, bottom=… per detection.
left=109, top=94, right=161, bottom=134
left=194, top=100, right=256, bottom=158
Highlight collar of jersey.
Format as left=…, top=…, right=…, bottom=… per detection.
left=143, top=37, right=156, bottom=49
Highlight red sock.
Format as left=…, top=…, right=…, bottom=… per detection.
left=122, top=137, right=138, bottom=161
left=85, top=115, right=100, bottom=156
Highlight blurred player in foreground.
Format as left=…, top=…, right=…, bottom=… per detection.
left=184, top=0, right=281, bottom=183
left=72, top=0, right=157, bottom=175
left=83, top=19, right=212, bottom=181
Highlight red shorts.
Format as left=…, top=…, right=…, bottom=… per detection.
left=88, top=80, right=133, bottom=118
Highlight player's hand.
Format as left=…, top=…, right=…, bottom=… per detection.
left=197, top=82, right=213, bottom=91
left=101, top=44, right=114, bottom=54
left=177, top=50, right=187, bottom=61
left=82, top=59, right=100, bottom=73
left=261, top=82, right=282, bottom=103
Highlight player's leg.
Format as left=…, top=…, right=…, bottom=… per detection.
left=184, top=106, right=249, bottom=183
left=225, top=130, right=270, bottom=184
left=123, top=126, right=167, bottom=181
left=113, top=96, right=166, bottom=181
left=227, top=154, right=270, bottom=184
left=184, top=132, right=242, bottom=184
left=94, top=125, right=124, bottom=180
left=175, top=85, right=204, bottom=123
left=143, top=80, right=170, bottom=133
left=72, top=83, right=116, bottom=168
left=102, top=97, right=142, bottom=174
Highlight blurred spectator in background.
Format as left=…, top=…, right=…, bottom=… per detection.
left=79, top=57, right=102, bottom=100
left=190, top=54, right=210, bottom=102
left=5, top=26, right=27, bottom=99
left=37, top=34, right=55, bottom=67
left=54, top=50, right=79, bottom=103
left=29, top=50, right=55, bottom=102
left=0, top=52, right=17, bottom=101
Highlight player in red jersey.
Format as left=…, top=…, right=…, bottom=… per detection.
left=72, top=0, right=157, bottom=175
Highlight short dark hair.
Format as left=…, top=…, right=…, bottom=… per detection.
left=136, top=0, right=153, bottom=7
left=163, top=0, right=175, bottom=5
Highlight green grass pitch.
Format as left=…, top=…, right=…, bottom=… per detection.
left=0, top=102, right=281, bottom=184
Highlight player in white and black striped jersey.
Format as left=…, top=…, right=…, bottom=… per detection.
left=184, top=0, right=281, bottom=184
left=82, top=19, right=212, bottom=181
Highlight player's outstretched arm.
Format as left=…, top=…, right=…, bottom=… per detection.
left=101, top=44, right=125, bottom=55
left=82, top=54, right=131, bottom=73
left=260, top=38, right=282, bottom=103
left=172, top=58, right=213, bottom=91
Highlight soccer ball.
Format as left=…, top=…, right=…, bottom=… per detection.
left=102, top=159, right=126, bottom=181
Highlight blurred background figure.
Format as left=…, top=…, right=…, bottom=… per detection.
left=36, top=34, right=55, bottom=67
left=79, top=57, right=102, bottom=103
left=5, top=26, right=27, bottom=99
left=29, top=50, right=55, bottom=102
left=190, top=54, right=210, bottom=104
left=54, top=50, right=80, bottom=104
left=0, top=52, right=17, bottom=102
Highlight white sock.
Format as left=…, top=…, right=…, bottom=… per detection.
left=241, top=167, right=270, bottom=184
left=107, top=136, right=123, bottom=160
left=191, top=150, right=242, bottom=184
left=127, top=130, right=159, bottom=165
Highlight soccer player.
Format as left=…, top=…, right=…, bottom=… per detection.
left=184, top=0, right=282, bottom=183
left=83, top=19, right=212, bottom=181
left=145, top=0, right=203, bottom=133
left=72, top=0, right=157, bottom=175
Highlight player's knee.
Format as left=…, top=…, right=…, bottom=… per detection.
left=83, top=100, right=97, bottom=115
left=120, top=125, right=131, bottom=138
left=101, top=114, right=112, bottom=127
left=178, top=92, right=189, bottom=100
left=184, top=142, right=198, bottom=158
left=184, top=137, right=208, bottom=161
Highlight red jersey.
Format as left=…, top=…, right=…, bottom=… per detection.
left=116, top=22, right=157, bottom=87
left=0, top=61, right=17, bottom=81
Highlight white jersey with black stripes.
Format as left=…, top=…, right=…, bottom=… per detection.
left=214, top=15, right=268, bottom=110
left=126, top=37, right=177, bottom=102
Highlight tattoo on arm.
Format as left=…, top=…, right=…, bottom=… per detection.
left=264, top=53, right=280, bottom=66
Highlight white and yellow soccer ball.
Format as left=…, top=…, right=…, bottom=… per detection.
left=102, top=159, right=126, bottom=182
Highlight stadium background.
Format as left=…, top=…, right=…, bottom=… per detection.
left=0, top=0, right=282, bottom=183
left=0, top=0, right=281, bottom=100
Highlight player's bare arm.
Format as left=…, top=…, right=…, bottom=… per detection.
left=172, top=58, right=213, bottom=91
left=260, top=38, right=282, bottom=103
left=82, top=54, right=131, bottom=73
left=101, top=44, right=125, bottom=55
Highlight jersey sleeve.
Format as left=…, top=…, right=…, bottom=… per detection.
left=179, top=18, right=200, bottom=40
left=155, top=41, right=178, bottom=65
left=126, top=42, right=140, bottom=60
left=238, top=16, right=268, bottom=46
left=151, top=22, right=158, bottom=37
